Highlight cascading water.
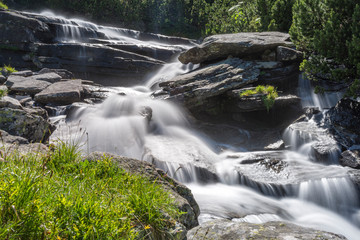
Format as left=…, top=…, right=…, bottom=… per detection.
left=44, top=11, right=360, bottom=240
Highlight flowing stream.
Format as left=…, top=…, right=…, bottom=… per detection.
left=41, top=11, right=360, bottom=240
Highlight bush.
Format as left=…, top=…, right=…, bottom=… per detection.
left=0, top=1, right=8, bottom=10
left=0, top=141, right=181, bottom=239
left=290, top=0, right=360, bottom=97
left=240, top=85, right=278, bottom=112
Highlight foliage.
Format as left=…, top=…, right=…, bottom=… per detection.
left=0, top=87, right=7, bottom=99
left=0, top=1, right=8, bottom=10
left=290, top=0, right=360, bottom=98
left=240, top=85, right=278, bottom=112
left=2, top=64, right=17, bottom=75
left=0, top=141, right=181, bottom=239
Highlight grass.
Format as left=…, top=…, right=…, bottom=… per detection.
left=0, top=1, right=8, bottom=10
left=0, top=140, right=181, bottom=239
left=240, top=85, right=278, bottom=112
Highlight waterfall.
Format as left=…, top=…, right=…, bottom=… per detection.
left=44, top=10, right=360, bottom=240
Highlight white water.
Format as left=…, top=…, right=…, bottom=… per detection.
left=45, top=12, right=360, bottom=240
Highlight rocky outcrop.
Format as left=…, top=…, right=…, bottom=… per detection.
left=159, top=58, right=259, bottom=109
left=187, top=220, right=346, bottom=240
left=178, top=32, right=294, bottom=64
left=0, top=9, right=194, bottom=85
left=86, top=152, right=199, bottom=239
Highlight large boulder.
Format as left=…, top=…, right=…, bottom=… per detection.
left=86, top=152, right=199, bottom=239
left=35, top=80, right=84, bottom=105
left=340, top=149, right=360, bottom=169
left=187, top=220, right=346, bottom=240
left=179, top=32, right=293, bottom=64
left=159, top=58, right=259, bottom=109
left=0, top=107, right=55, bottom=142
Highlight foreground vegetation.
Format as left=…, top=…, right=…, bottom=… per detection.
left=0, top=140, right=181, bottom=239
left=240, top=85, right=278, bottom=112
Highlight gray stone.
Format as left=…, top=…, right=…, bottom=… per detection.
left=0, top=84, right=7, bottom=93
left=255, top=61, right=283, bottom=69
left=10, top=70, right=33, bottom=77
left=276, top=46, right=303, bottom=62
left=226, top=89, right=301, bottom=112
left=0, top=75, right=6, bottom=84
left=0, top=107, right=54, bottom=142
left=32, top=72, right=62, bottom=83
left=5, top=75, right=52, bottom=94
left=38, top=68, right=74, bottom=79
left=187, top=220, right=346, bottom=240
left=160, top=58, right=259, bottom=109
left=0, top=96, right=23, bottom=109
left=179, top=32, right=293, bottom=64
left=340, top=149, right=360, bottom=169
left=34, top=80, right=83, bottom=105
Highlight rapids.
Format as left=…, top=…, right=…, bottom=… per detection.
left=43, top=11, right=360, bottom=240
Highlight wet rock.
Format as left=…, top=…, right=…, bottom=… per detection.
left=340, top=149, right=360, bottom=169
left=0, top=107, right=55, bottom=142
left=264, top=140, right=285, bottom=151
left=5, top=75, right=52, bottom=94
left=160, top=58, right=259, bottom=109
left=86, top=152, right=199, bottom=235
left=276, top=46, right=303, bottom=62
left=139, top=106, right=153, bottom=122
left=179, top=32, right=293, bottom=64
left=187, top=220, right=346, bottom=240
left=0, top=96, right=23, bottom=109
left=34, top=80, right=83, bottom=105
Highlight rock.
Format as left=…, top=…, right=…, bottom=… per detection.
left=0, top=107, right=55, bottom=142
left=0, top=75, right=6, bottom=84
left=179, top=32, right=293, bottom=64
left=160, top=58, right=259, bottom=109
left=0, top=84, right=8, bottom=93
left=340, top=149, right=360, bottom=169
left=187, top=220, right=346, bottom=240
left=0, top=10, right=53, bottom=43
left=139, top=106, right=153, bottom=122
left=32, top=72, right=62, bottom=83
left=10, top=70, right=33, bottom=77
left=264, top=140, right=285, bottom=150
left=0, top=130, right=48, bottom=155
left=5, top=75, right=52, bottom=94
left=276, top=46, right=303, bottom=62
left=35, top=80, right=83, bottom=105
left=38, top=68, right=74, bottom=79
left=255, top=61, right=283, bottom=69
left=327, top=98, right=360, bottom=135
left=226, top=90, right=301, bottom=112
left=85, top=152, right=199, bottom=236
left=0, top=96, right=23, bottom=109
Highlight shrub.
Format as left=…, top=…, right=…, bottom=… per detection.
left=2, top=64, right=17, bottom=75
left=0, top=1, right=8, bottom=10
left=240, top=85, right=278, bottom=112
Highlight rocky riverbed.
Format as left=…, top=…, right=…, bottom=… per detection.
left=1, top=8, right=360, bottom=240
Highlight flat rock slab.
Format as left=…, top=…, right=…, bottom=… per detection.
left=179, top=32, right=293, bottom=64
left=5, top=75, right=52, bottom=94
left=0, top=96, right=23, bottom=109
left=159, top=58, right=259, bottom=109
left=35, top=80, right=83, bottom=105
left=32, top=72, right=62, bottom=83
left=187, top=220, right=346, bottom=240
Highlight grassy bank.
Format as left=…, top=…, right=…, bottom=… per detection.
left=0, top=140, right=180, bottom=239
